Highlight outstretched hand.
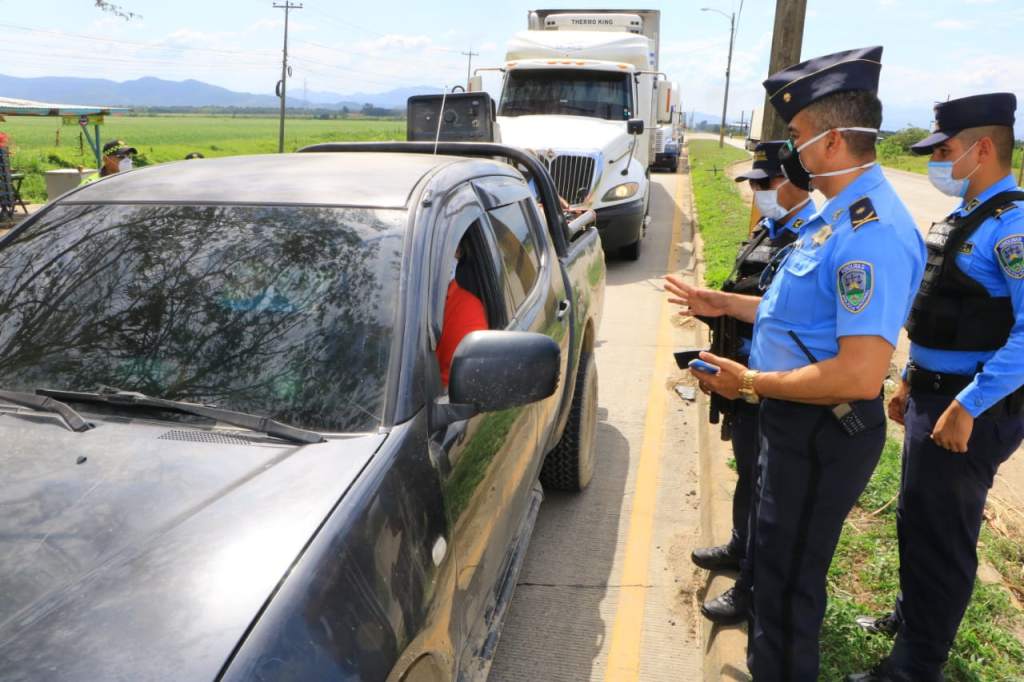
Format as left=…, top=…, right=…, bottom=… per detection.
left=664, top=275, right=731, bottom=318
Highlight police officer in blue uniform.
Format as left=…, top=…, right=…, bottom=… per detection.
left=674, top=141, right=816, bottom=625
left=673, top=46, right=926, bottom=680
left=849, top=93, right=1024, bottom=682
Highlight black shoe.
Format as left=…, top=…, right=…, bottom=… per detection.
left=700, top=586, right=750, bottom=625
left=691, top=543, right=741, bottom=571
left=855, top=611, right=899, bottom=637
left=846, top=660, right=922, bottom=682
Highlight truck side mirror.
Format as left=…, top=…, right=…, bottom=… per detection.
left=627, top=118, right=645, bottom=135
left=448, top=331, right=560, bottom=415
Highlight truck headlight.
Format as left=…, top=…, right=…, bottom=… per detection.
left=602, top=182, right=639, bottom=201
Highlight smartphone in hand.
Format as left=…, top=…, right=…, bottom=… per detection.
left=688, top=358, right=721, bottom=375
left=674, top=348, right=707, bottom=369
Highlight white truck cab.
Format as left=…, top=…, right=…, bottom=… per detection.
left=478, top=9, right=669, bottom=260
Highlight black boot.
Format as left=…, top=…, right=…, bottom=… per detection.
left=854, top=611, right=899, bottom=637
left=691, top=543, right=741, bottom=571
left=700, top=586, right=750, bottom=625
left=846, top=659, right=929, bottom=682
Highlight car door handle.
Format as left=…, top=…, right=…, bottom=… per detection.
left=556, top=299, right=571, bottom=320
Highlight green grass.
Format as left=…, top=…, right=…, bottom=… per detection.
left=1, top=115, right=405, bottom=203
left=820, top=437, right=1024, bottom=681
left=879, top=148, right=1023, bottom=176
left=686, top=139, right=752, bottom=288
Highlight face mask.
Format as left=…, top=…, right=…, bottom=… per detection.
left=118, top=157, right=134, bottom=172
left=927, top=141, right=980, bottom=198
left=755, top=182, right=790, bottom=220
left=778, top=127, right=878, bottom=191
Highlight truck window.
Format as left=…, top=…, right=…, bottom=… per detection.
left=499, top=69, right=633, bottom=121
left=486, top=203, right=541, bottom=315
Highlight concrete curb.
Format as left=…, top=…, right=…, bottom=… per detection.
left=682, top=144, right=753, bottom=682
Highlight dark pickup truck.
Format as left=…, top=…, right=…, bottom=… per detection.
left=0, top=142, right=605, bottom=681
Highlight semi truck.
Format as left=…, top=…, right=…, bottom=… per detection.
left=652, top=79, right=682, bottom=172
left=472, top=9, right=671, bottom=260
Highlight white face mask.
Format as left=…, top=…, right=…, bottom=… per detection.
left=797, top=127, right=879, bottom=181
left=118, top=157, right=134, bottom=172
left=927, top=141, right=980, bottom=198
left=754, top=181, right=790, bottom=220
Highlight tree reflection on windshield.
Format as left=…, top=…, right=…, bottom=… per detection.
left=0, top=203, right=406, bottom=433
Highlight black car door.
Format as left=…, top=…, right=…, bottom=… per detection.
left=423, top=183, right=540, bottom=669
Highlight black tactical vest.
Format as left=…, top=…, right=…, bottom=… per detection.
left=906, top=191, right=1024, bottom=351
left=721, top=218, right=801, bottom=339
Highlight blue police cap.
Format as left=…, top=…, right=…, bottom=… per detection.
left=910, top=92, right=1017, bottom=154
left=734, top=140, right=786, bottom=182
left=763, top=46, right=883, bottom=123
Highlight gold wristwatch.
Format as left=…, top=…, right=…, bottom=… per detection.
left=739, top=369, right=761, bottom=404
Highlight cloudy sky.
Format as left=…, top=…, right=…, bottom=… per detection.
left=2, top=0, right=1022, bottom=133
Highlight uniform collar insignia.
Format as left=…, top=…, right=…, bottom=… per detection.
left=832, top=208, right=845, bottom=222
left=965, top=198, right=981, bottom=212
left=792, top=218, right=806, bottom=229
left=812, top=225, right=833, bottom=246
left=849, top=196, right=879, bottom=231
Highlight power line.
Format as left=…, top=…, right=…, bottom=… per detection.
left=0, top=21, right=277, bottom=57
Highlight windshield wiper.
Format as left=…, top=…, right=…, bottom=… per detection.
left=36, top=387, right=325, bottom=445
left=0, top=389, right=93, bottom=432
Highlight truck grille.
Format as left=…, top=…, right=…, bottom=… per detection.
left=539, top=153, right=600, bottom=206
left=654, top=127, right=668, bottom=153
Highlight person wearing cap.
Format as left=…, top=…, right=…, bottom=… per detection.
left=671, top=46, right=926, bottom=680
left=674, top=140, right=815, bottom=625
left=848, top=93, right=1024, bottom=682
left=82, top=140, right=138, bottom=184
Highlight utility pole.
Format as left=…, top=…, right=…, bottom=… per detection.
left=461, top=48, right=479, bottom=89
left=702, top=2, right=743, bottom=148
left=274, top=1, right=302, bottom=153
left=760, top=0, right=807, bottom=143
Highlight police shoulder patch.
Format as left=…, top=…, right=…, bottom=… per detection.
left=848, top=197, right=879, bottom=231
left=837, top=260, right=874, bottom=313
left=995, top=234, right=1024, bottom=279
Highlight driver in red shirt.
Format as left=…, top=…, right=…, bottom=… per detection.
left=436, top=242, right=488, bottom=386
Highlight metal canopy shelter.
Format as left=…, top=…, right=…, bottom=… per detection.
left=0, top=97, right=129, bottom=168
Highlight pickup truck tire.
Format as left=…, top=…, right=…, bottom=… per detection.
left=540, top=351, right=597, bottom=492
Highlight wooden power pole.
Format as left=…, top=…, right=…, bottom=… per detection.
left=760, top=0, right=808, bottom=143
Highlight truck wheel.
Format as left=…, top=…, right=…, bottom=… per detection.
left=540, top=351, right=598, bottom=492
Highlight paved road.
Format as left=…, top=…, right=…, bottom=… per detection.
left=490, top=169, right=709, bottom=681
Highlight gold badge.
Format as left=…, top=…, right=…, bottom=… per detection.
left=783, top=92, right=792, bottom=103
left=812, top=225, right=833, bottom=246
left=832, top=208, right=845, bottom=222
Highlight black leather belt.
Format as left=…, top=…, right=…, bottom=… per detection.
left=906, top=365, right=972, bottom=397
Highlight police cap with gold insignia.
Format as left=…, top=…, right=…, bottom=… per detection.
left=734, top=140, right=786, bottom=183
left=763, top=46, right=883, bottom=123
left=910, top=92, right=1017, bottom=154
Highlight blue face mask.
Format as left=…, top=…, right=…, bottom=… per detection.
left=927, top=140, right=980, bottom=198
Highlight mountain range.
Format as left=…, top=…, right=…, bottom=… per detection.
left=0, top=73, right=438, bottom=110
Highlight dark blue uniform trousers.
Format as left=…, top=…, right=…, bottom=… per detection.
left=727, top=400, right=762, bottom=571
left=746, top=397, right=886, bottom=681
left=888, top=391, right=1024, bottom=679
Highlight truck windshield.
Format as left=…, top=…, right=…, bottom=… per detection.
left=0, top=203, right=406, bottom=433
left=499, top=69, right=633, bottom=121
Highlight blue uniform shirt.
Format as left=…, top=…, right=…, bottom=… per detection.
left=749, top=164, right=926, bottom=372
left=737, top=199, right=818, bottom=357
left=909, top=174, right=1024, bottom=417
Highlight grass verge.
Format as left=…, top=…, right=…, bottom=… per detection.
left=686, top=139, right=752, bottom=288
left=879, top=148, right=1022, bottom=177
left=820, top=436, right=1024, bottom=681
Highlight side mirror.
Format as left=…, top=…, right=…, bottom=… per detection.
left=627, top=118, right=645, bottom=135
left=447, top=331, right=560, bottom=416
